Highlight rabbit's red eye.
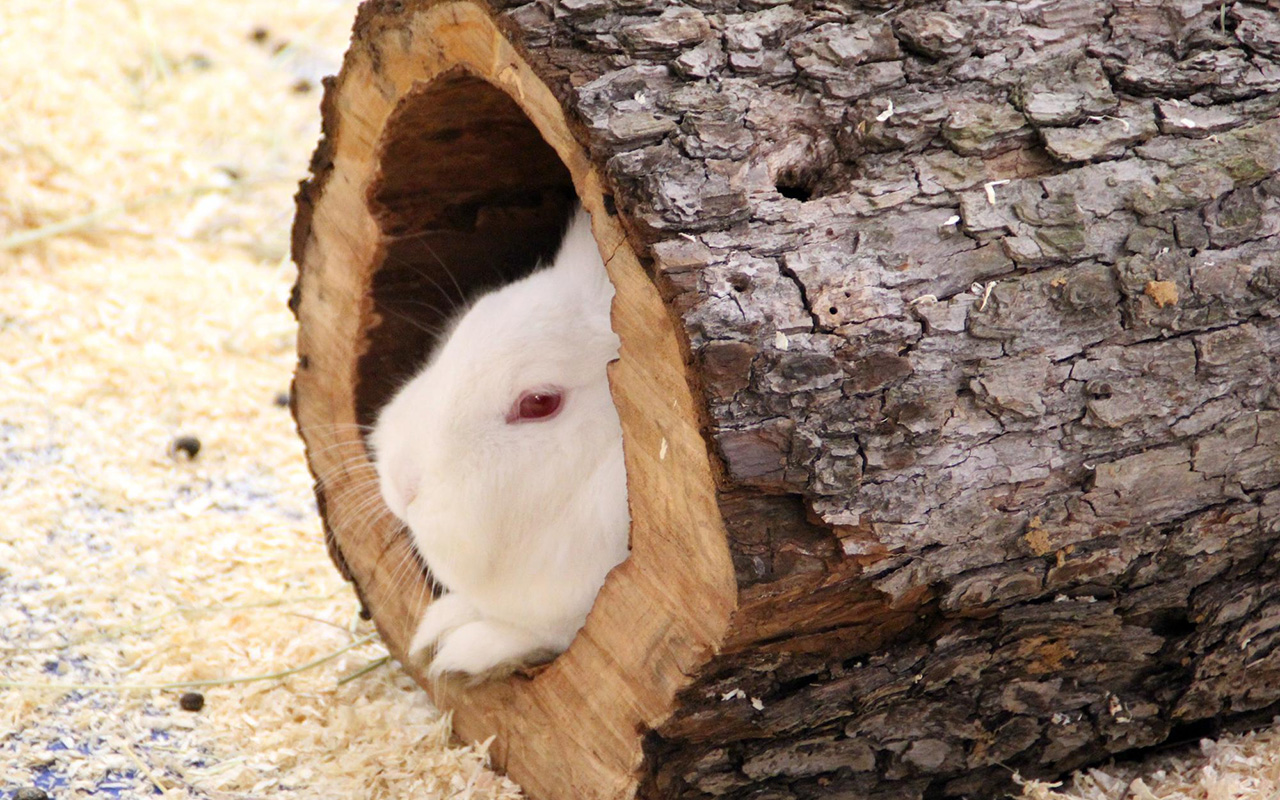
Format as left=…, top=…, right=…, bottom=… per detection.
left=507, top=389, right=563, bottom=424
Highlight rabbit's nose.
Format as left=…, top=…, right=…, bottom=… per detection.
left=378, top=467, right=419, bottom=522
left=399, top=479, right=419, bottom=514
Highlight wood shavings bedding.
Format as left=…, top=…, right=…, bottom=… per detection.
left=0, top=1, right=520, bottom=798
left=0, top=1, right=1275, bottom=799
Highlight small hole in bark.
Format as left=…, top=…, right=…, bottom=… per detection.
left=775, top=161, right=824, bottom=202
left=776, top=180, right=813, bottom=202
left=771, top=135, right=840, bottom=201
left=729, top=274, right=751, bottom=292
left=829, top=306, right=839, bottom=316
left=1189, top=248, right=1199, bottom=257
left=1085, top=381, right=1113, bottom=400
left=1148, top=610, right=1197, bottom=638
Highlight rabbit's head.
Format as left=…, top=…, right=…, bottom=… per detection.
left=370, top=209, right=626, bottom=591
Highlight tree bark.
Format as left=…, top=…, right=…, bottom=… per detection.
left=290, top=1, right=1280, bottom=799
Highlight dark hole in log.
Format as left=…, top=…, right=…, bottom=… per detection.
left=357, top=67, right=577, bottom=430
left=776, top=179, right=814, bottom=202
left=1107, top=716, right=1223, bottom=766
left=1147, top=609, right=1197, bottom=638
left=774, top=147, right=837, bottom=201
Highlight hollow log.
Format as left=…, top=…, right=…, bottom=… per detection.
left=290, top=2, right=1280, bottom=798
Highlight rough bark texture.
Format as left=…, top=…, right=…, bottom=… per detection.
left=494, top=1, right=1280, bottom=796
left=293, top=1, right=1280, bottom=798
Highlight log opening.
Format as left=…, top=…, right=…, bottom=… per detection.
left=290, top=4, right=736, bottom=799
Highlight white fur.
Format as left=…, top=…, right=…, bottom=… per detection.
left=370, top=207, right=630, bottom=678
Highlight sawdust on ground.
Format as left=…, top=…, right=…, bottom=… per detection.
left=1, top=2, right=519, bottom=798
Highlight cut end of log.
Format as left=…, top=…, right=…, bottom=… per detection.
left=290, top=3, right=734, bottom=798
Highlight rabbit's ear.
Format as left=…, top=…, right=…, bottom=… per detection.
left=550, top=208, right=614, bottom=301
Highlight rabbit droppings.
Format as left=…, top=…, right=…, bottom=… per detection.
left=370, top=207, right=631, bottom=679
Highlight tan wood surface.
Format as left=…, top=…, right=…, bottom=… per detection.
left=291, top=3, right=735, bottom=798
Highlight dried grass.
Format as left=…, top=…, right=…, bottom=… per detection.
left=0, top=1, right=519, bottom=797
left=1, top=0, right=1277, bottom=798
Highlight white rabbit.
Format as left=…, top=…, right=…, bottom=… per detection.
left=370, top=206, right=631, bottom=679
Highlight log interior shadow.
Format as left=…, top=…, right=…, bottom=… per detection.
left=359, top=70, right=578, bottom=430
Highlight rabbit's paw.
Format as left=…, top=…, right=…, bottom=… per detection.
left=426, top=620, right=553, bottom=679
left=409, top=593, right=480, bottom=657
